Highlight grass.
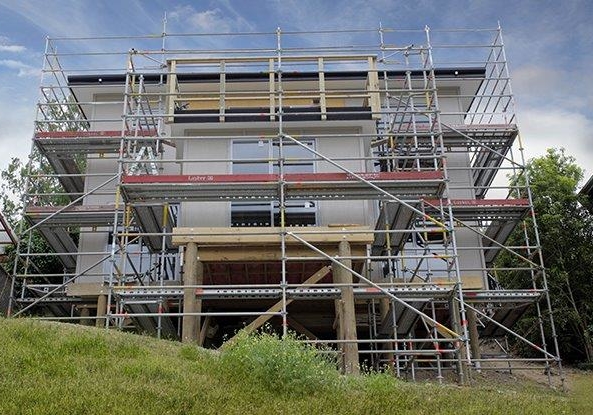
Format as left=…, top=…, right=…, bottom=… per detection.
left=570, top=372, right=593, bottom=414
left=0, top=318, right=587, bottom=414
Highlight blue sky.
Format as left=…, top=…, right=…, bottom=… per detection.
left=0, top=0, right=591, bottom=182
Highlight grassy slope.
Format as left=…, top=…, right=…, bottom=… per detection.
left=0, top=319, right=583, bottom=415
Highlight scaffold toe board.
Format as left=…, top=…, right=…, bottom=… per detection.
left=462, top=289, right=542, bottom=304
left=172, top=225, right=373, bottom=246
left=34, top=129, right=163, bottom=154
left=112, top=284, right=455, bottom=301
left=121, top=171, right=445, bottom=202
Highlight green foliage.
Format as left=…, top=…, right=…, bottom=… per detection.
left=0, top=95, right=89, bottom=279
left=38, top=95, right=90, bottom=134
left=219, top=330, right=341, bottom=396
left=522, top=148, right=583, bottom=202
left=0, top=150, right=75, bottom=227
left=498, top=148, right=593, bottom=363
left=0, top=157, right=27, bottom=227
left=0, top=319, right=578, bottom=415
left=577, top=362, right=593, bottom=371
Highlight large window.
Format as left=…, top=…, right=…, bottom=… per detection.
left=231, top=139, right=317, bottom=227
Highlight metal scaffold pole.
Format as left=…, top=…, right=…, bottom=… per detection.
left=425, top=24, right=470, bottom=383
left=497, top=22, right=564, bottom=389
left=276, top=27, right=289, bottom=338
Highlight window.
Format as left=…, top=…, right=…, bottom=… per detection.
left=231, top=139, right=317, bottom=227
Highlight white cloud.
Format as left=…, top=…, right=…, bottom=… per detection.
left=268, top=0, right=389, bottom=30
left=0, top=1, right=92, bottom=39
left=0, top=36, right=26, bottom=53
left=0, top=1, right=161, bottom=40
left=191, top=9, right=227, bottom=32
left=168, top=5, right=254, bottom=33
left=0, top=59, right=39, bottom=77
left=0, top=45, right=25, bottom=53
left=0, top=99, right=34, bottom=172
left=513, top=65, right=593, bottom=112
left=513, top=66, right=563, bottom=94
left=519, top=107, right=593, bottom=179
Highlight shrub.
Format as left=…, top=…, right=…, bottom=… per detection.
left=577, top=362, right=593, bottom=371
left=218, top=331, right=341, bottom=396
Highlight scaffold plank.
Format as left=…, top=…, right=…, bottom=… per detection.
left=113, top=284, right=452, bottom=301
left=34, top=129, right=164, bottom=154
left=34, top=129, right=157, bottom=138
left=379, top=300, right=427, bottom=336
left=172, top=225, right=373, bottom=246
left=422, top=198, right=529, bottom=220
left=371, top=123, right=518, bottom=148
left=112, top=285, right=541, bottom=303
left=23, top=205, right=118, bottom=268
left=188, top=245, right=368, bottom=262
left=121, top=171, right=445, bottom=202
left=25, top=204, right=120, bottom=226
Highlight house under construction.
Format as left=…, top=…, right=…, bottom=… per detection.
left=9, top=24, right=563, bottom=385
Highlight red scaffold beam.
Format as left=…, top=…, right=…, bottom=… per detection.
left=34, top=129, right=158, bottom=139
left=121, top=171, right=444, bottom=185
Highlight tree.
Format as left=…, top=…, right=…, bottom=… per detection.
left=0, top=155, right=68, bottom=279
left=0, top=96, right=89, bottom=281
left=1, top=95, right=88, bottom=225
left=497, top=148, right=593, bottom=364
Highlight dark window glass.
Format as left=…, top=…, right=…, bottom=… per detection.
left=231, top=139, right=316, bottom=227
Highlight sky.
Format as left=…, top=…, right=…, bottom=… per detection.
left=0, top=0, right=591, bottom=184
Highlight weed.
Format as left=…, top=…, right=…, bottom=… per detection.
left=219, top=331, right=341, bottom=396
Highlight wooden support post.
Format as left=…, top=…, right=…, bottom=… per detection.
left=219, top=60, right=226, bottom=122
left=379, top=298, right=395, bottom=370
left=318, top=57, right=327, bottom=120
left=450, top=297, right=469, bottom=385
left=96, top=294, right=107, bottom=328
left=335, top=240, right=360, bottom=375
left=166, top=60, right=177, bottom=123
left=80, top=306, right=91, bottom=326
left=269, top=58, right=275, bottom=121
left=467, top=308, right=481, bottom=370
left=367, top=57, right=381, bottom=120
left=182, top=242, right=203, bottom=343
left=334, top=298, right=345, bottom=372
left=199, top=315, right=211, bottom=347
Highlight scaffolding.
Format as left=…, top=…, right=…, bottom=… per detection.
left=9, top=24, right=563, bottom=386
